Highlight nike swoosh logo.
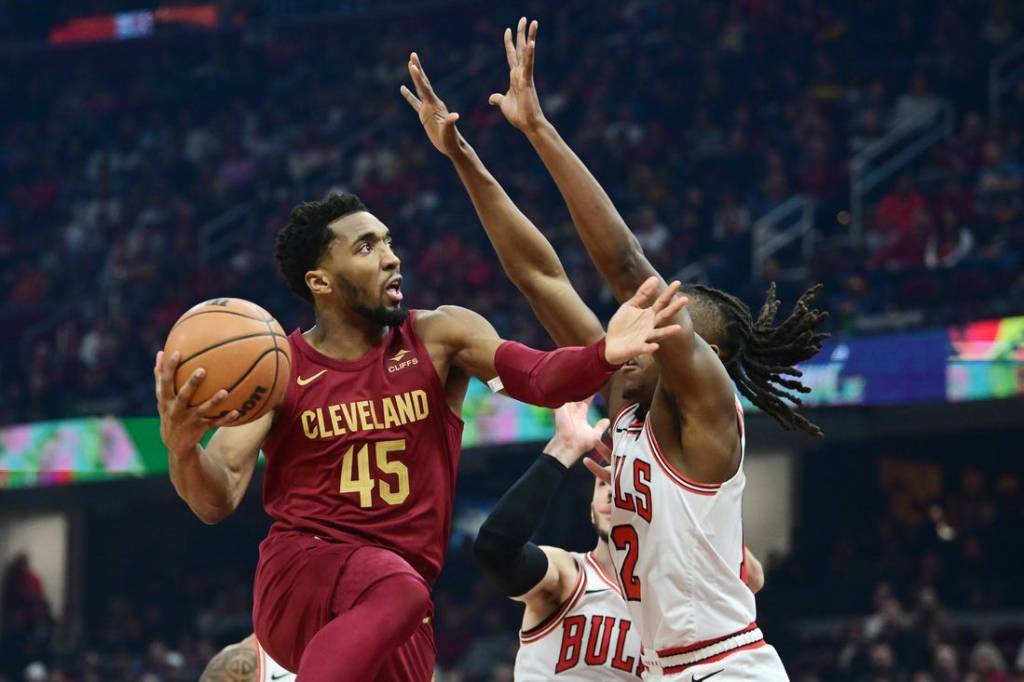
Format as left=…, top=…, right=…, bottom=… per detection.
left=270, top=674, right=291, bottom=681
left=296, top=369, right=327, bottom=386
left=692, top=669, right=725, bottom=682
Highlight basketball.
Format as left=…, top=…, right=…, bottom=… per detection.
left=163, top=298, right=292, bottom=425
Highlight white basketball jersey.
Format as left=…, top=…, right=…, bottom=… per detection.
left=514, top=551, right=643, bottom=680
left=256, top=638, right=296, bottom=682
left=607, top=402, right=780, bottom=678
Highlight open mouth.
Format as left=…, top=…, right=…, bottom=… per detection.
left=384, top=276, right=403, bottom=304
left=621, top=359, right=640, bottom=372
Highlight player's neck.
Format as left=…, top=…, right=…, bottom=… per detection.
left=307, top=309, right=389, bottom=361
left=591, top=540, right=616, bottom=580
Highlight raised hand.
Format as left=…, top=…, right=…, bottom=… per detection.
left=154, top=350, right=238, bottom=456
left=543, top=399, right=611, bottom=469
left=489, top=17, right=545, bottom=132
left=604, top=277, right=687, bottom=366
left=400, top=52, right=461, bottom=157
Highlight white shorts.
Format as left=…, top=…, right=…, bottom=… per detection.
left=256, top=638, right=296, bottom=682
left=643, top=641, right=789, bottom=681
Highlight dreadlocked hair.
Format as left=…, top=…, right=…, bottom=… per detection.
left=688, top=282, right=829, bottom=437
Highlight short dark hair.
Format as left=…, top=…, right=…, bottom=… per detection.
left=275, top=192, right=367, bottom=304
left=687, top=283, right=829, bottom=437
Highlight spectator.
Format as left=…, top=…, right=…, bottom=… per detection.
left=0, top=555, right=53, bottom=676
left=924, top=208, right=974, bottom=269
left=969, top=641, right=1011, bottom=682
left=890, top=72, right=943, bottom=130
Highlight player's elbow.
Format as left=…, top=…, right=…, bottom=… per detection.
left=472, top=524, right=509, bottom=569
left=189, top=500, right=233, bottom=525
left=605, top=244, right=654, bottom=292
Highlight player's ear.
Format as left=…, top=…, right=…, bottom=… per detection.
left=709, top=343, right=721, bottom=358
left=305, top=269, right=332, bottom=297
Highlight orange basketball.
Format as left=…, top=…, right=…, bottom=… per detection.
left=163, top=298, right=292, bottom=425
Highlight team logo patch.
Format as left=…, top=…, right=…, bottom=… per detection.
left=388, top=349, right=418, bottom=373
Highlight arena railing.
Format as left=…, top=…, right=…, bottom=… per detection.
left=849, top=100, right=954, bottom=241
left=989, top=36, right=1024, bottom=120
left=750, top=195, right=816, bottom=281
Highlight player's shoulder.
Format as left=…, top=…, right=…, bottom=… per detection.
left=412, top=305, right=495, bottom=343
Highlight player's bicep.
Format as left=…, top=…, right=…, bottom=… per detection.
left=604, top=247, right=665, bottom=305
left=431, top=305, right=504, bottom=381
left=519, top=276, right=605, bottom=348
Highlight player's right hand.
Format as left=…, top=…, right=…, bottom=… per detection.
left=604, top=277, right=688, bottom=366
left=543, top=399, right=610, bottom=469
left=489, top=17, right=546, bottom=132
left=154, top=350, right=239, bottom=457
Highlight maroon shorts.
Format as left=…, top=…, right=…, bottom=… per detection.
left=252, top=530, right=435, bottom=681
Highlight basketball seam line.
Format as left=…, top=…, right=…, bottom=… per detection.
left=204, top=347, right=289, bottom=414
left=178, top=331, right=288, bottom=367
left=169, top=309, right=273, bottom=332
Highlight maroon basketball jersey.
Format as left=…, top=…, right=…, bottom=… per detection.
left=261, top=311, right=464, bottom=584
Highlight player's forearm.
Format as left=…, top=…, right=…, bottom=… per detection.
left=449, top=137, right=566, bottom=286
left=474, top=453, right=568, bottom=596
left=523, top=120, right=660, bottom=300
left=448, top=140, right=605, bottom=347
left=167, top=444, right=237, bottom=524
left=493, top=338, right=619, bottom=408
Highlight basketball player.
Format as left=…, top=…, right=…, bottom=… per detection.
left=402, top=20, right=827, bottom=680
left=199, top=635, right=293, bottom=682
left=473, top=400, right=765, bottom=681
left=155, top=194, right=687, bottom=679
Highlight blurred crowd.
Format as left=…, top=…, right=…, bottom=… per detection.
left=1, top=441, right=1022, bottom=681
left=1, top=0, right=1023, bottom=425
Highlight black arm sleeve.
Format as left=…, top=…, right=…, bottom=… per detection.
left=473, top=453, right=569, bottom=597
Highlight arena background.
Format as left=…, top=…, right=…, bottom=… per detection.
left=1, top=0, right=1023, bottom=680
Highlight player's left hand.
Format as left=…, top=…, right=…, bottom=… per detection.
left=544, top=398, right=610, bottom=469
left=401, top=52, right=461, bottom=157
left=604, top=277, right=687, bottom=366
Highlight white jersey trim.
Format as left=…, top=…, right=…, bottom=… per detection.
left=642, top=623, right=765, bottom=675
left=583, top=551, right=622, bottom=597
left=639, top=398, right=747, bottom=496
left=519, top=558, right=587, bottom=644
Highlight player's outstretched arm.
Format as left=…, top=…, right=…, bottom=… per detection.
left=475, top=402, right=610, bottom=626
left=492, top=17, right=662, bottom=306
left=420, top=278, right=685, bottom=408
left=400, top=52, right=603, bottom=349
left=155, top=351, right=269, bottom=524
left=495, top=18, right=740, bottom=441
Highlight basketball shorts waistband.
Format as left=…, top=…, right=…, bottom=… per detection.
left=642, top=623, right=765, bottom=675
